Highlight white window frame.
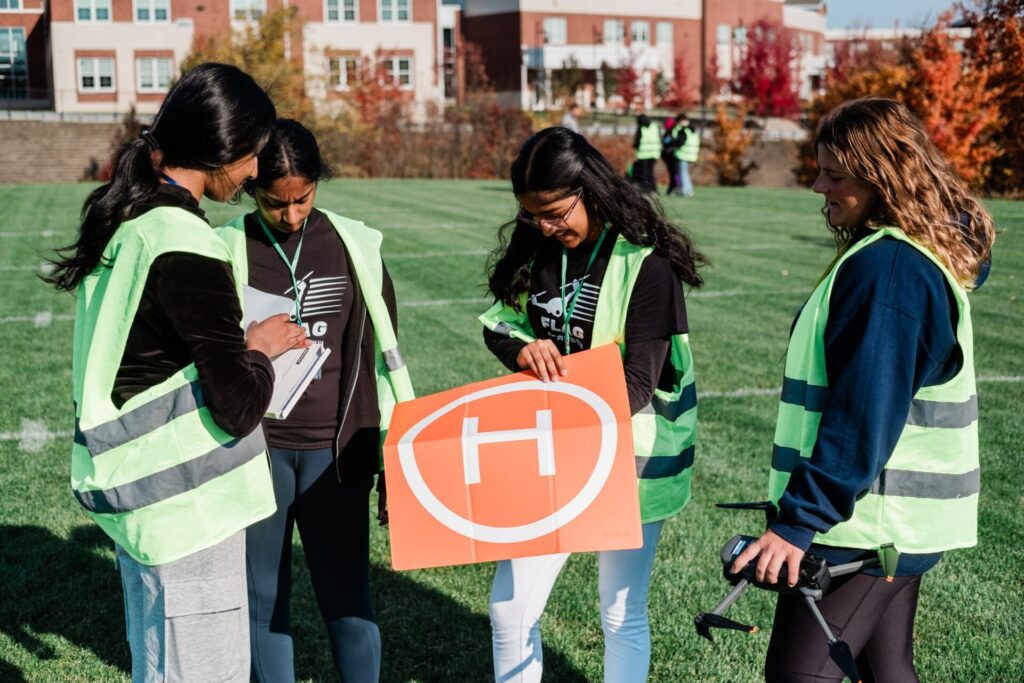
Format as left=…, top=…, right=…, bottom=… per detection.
left=382, top=56, right=413, bottom=90
left=325, top=0, right=357, bottom=22
left=543, top=17, right=567, bottom=45
left=231, top=0, right=266, bottom=23
left=0, top=27, right=28, bottom=100
left=0, top=0, right=23, bottom=10
left=734, top=25, right=748, bottom=47
left=656, top=21, right=673, bottom=48
left=603, top=19, right=625, bottom=46
left=76, top=0, right=112, bottom=23
left=136, top=56, right=173, bottom=93
left=379, top=0, right=410, bottom=23
left=631, top=21, right=649, bottom=46
left=77, top=57, right=116, bottom=93
left=134, top=0, right=170, bottom=23
left=327, top=55, right=358, bottom=91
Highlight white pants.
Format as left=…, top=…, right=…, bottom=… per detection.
left=489, top=521, right=664, bottom=683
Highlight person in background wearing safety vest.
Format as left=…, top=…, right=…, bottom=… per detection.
left=45, top=63, right=308, bottom=682
left=632, top=114, right=662, bottom=193
left=671, top=115, right=699, bottom=197
left=731, top=98, right=993, bottom=682
left=217, top=119, right=414, bottom=683
left=480, top=127, right=707, bottom=683
left=660, top=115, right=679, bottom=195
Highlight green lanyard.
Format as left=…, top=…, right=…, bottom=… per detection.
left=257, top=212, right=308, bottom=326
left=560, top=228, right=608, bottom=355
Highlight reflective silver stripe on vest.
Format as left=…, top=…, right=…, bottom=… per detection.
left=493, top=321, right=514, bottom=338
left=636, top=445, right=695, bottom=479
left=74, top=429, right=267, bottom=514
left=869, top=467, right=980, bottom=499
left=780, top=377, right=829, bottom=412
left=771, top=444, right=803, bottom=473
left=639, top=383, right=697, bottom=421
left=75, top=382, right=205, bottom=457
left=907, top=395, right=978, bottom=429
left=779, top=377, right=977, bottom=429
left=382, top=346, right=405, bottom=372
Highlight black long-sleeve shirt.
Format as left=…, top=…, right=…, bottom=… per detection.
left=770, top=232, right=974, bottom=575
left=112, top=184, right=274, bottom=438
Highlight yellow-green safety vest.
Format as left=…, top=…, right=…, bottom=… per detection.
left=217, top=209, right=415, bottom=452
left=71, top=207, right=276, bottom=566
left=769, top=227, right=979, bottom=554
left=636, top=122, right=662, bottom=161
left=480, top=234, right=697, bottom=523
left=673, top=124, right=700, bottom=162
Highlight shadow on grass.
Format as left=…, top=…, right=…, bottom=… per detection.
left=0, top=524, right=130, bottom=677
left=288, top=558, right=588, bottom=682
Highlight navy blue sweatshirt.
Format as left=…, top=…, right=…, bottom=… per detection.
left=770, top=232, right=980, bottom=576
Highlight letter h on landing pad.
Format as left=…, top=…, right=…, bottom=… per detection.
left=461, top=410, right=556, bottom=485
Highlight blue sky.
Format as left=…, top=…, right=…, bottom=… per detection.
left=826, top=0, right=960, bottom=28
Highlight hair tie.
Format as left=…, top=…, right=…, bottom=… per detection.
left=140, top=129, right=159, bottom=152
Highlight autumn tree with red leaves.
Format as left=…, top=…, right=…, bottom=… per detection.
left=658, top=57, right=693, bottom=109
left=731, top=19, right=801, bottom=117
left=903, top=12, right=1001, bottom=187
left=615, top=57, right=642, bottom=112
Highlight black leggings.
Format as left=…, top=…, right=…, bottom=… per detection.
left=765, top=573, right=921, bottom=683
left=246, top=446, right=379, bottom=683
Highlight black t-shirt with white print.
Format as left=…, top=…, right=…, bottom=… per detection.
left=526, top=230, right=688, bottom=353
left=244, top=208, right=351, bottom=448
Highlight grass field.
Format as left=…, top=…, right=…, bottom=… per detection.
left=0, top=180, right=1021, bottom=682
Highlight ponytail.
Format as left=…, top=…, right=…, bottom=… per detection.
left=46, top=138, right=160, bottom=291
left=45, top=62, right=276, bottom=291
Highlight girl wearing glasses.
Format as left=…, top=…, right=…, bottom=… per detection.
left=217, top=119, right=414, bottom=683
left=480, top=126, right=707, bottom=682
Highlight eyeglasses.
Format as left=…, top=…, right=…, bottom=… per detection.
left=517, top=189, right=584, bottom=231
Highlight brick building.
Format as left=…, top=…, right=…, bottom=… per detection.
left=2, top=0, right=825, bottom=116
left=460, top=0, right=826, bottom=110
left=0, top=0, right=50, bottom=107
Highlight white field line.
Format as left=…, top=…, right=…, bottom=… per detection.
left=387, top=249, right=490, bottom=259
left=398, top=288, right=808, bottom=309
left=700, top=375, right=1022, bottom=399
left=0, top=229, right=61, bottom=238
left=0, top=312, right=72, bottom=327
left=0, top=263, right=56, bottom=273
left=3, top=377, right=1021, bottom=452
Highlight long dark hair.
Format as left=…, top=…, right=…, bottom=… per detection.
left=46, top=62, right=276, bottom=291
left=245, top=118, right=332, bottom=195
left=487, top=126, right=707, bottom=308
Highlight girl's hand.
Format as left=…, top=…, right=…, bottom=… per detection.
left=245, top=313, right=309, bottom=358
left=730, top=529, right=805, bottom=587
left=516, top=339, right=568, bottom=382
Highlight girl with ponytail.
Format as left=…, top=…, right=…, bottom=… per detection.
left=48, top=63, right=307, bottom=682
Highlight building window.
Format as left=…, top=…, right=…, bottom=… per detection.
left=0, top=1, right=23, bottom=10
left=631, top=21, right=649, bottom=45
left=603, top=19, right=625, bottom=45
left=328, top=56, right=358, bottom=90
left=734, top=25, right=748, bottom=47
left=76, top=0, right=112, bottom=22
left=78, top=57, right=115, bottom=92
left=543, top=17, right=567, bottom=45
left=379, top=0, right=409, bottom=22
left=382, top=57, right=412, bottom=89
left=656, top=21, right=673, bottom=47
left=716, top=24, right=731, bottom=46
left=0, top=27, right=28, bottom=100
left=326, top=0, right=356, bottom=22
left=135, top=0, right=170, bottom=22
left=231, top=0, right=265, bottom=22
left=137, top=57, right=172, bottom=92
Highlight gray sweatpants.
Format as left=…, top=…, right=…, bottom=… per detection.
left=117, top=531, right=250, bottom=683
